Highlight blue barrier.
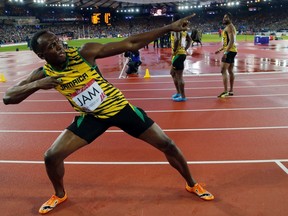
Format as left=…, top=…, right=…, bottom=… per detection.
left=254, top=36, right=269, bottom=45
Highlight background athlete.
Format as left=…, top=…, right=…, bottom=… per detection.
left=3, top=14, right=214, bottom=215
left=170, top=14, right=192, bottom=102
left=215, top=12, right=238, bottom=98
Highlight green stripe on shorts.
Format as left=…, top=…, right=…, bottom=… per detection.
left=172, top=55, right=180, bottom=64
left=77, top=115, right=85, bottom=127
left=132, top=106, right=145, bottom=122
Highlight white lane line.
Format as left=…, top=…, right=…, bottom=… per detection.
left=1, top=160, right=288, bottom=174
left=1, top=75, right=288, bottom=89
left=115, top=76, right=288, bottom=84
left=3, top=83, right=288, bottom=94
left=1, top=126, right=288, bottom=133
left=1, top=93, right=288, bottom=103
left=94, top=93, right=288, bottom=100
left=152, top=71, right=288, bottom=77
left=2, top=72, right=288, bottom=86
left=1, top=106, right=288, bottom=115
left=2, top=93, right=288, bottom=102
left=0, top=159, right=287, bottom=165
left=275, top=161, right=288, bottom=174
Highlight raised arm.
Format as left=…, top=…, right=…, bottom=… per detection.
left=80, top=14, right=195, bottom=64
left=3, top=67, right=61, bottom=105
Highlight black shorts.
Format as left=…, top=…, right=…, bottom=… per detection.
left=172, top=54, right=186, bottom=70
left=67, top=104, right=154, bottom=143
left=222, top=52, right=237, bottom=64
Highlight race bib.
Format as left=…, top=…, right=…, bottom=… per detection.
left=71, top=79, right=107, bottom=111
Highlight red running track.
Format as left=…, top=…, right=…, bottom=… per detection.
left=0, top=41, right=288, bottom=216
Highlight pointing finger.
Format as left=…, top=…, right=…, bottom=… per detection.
left=183, top=13, right=196, bottom=20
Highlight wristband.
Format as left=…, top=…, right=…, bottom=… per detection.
left=224, top=51, right=229, bottom=55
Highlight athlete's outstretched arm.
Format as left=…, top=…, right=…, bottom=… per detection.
left=80, top=14, right=195, bottom=63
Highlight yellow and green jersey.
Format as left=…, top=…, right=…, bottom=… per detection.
left=43, top=47, right=129, bottom=118
left=171, top=31, right=188, bottom=55
left=222, top=26, right=237, bottom=52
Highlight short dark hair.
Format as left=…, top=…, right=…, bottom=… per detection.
left=30, top=30, right=49, bottom=53
left=225, top=12, right=233, bottom=20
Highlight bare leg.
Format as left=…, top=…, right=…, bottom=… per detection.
left=228, top=63, right=234, bottom=92
left=220, top=62, right=230, bottom=92
left=171, top=68, right=185, bottom=98
left=138, top=123, right=196, bottom=187
left=174, top=69, right=185, bottom=98
left=44, top=129, right=89, bottom=197
left=170, top=68, right=180, bottom=94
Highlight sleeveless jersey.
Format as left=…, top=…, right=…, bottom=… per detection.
left=43, top=47, right=129, bottom=119
left=222, top=25, right=237, bottom=52
left=170, top=31, right=188, bottom=55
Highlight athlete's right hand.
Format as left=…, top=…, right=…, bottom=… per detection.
left=36, top=76, right=63, bottom=90
left=169, top=13, right=196, bottom=32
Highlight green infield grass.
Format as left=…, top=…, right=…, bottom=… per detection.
left=1, top=34, right=286, bottom=52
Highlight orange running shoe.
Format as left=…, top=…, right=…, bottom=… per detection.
left=39, top=193, right=67, bottom=214
left=185, top=183, right=214, bottom=200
